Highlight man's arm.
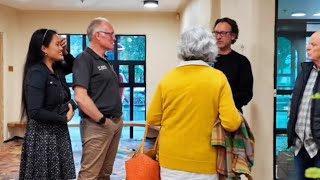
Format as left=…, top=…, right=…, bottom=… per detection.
left=234, top=58, right=253, bottom=108
left=219, top=74, right=242, bottom=132
left=72, top=52, right=110, bottom=126
left=74, top=86, right=111, bottom=126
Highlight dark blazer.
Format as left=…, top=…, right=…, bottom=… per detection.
left=287, top=62, right=320, bottom=147
left=24, top=54, right=74, bottom=124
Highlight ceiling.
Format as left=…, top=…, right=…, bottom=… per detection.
left=0, top=0, right=183, bottom=12
left=0, top=0, right=318, bottom=19
left=278, top=0, right=320, bottom=19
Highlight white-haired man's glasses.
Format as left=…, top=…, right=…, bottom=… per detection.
left=98, top=31, right=115, bottom=37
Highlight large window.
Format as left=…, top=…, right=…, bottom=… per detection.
left=62, top=34, right=146, bottom=139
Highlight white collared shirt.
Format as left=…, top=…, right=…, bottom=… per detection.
left=176, top=60, right=211, bottom=68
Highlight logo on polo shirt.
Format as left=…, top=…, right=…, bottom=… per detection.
left=97, top=65, right=108, bottom=71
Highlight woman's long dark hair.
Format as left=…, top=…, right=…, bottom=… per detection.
left=20, top=29, right=57, bottom=121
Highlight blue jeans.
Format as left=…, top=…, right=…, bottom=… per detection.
left=294, top=146, right=320, bottom=180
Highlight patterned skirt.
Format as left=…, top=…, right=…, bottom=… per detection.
left=19, top=119, right=76, bottom=180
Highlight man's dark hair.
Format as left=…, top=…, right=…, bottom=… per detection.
left=214, top=17, right=239, bottom=44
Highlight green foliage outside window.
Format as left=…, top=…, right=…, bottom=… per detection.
left=277, top=37, right=292, bottom=74
left=118, top=36, right=146, bottom=60
left=135, top=65, right=144, bottom=83
left=70, top=35, right=83, bottom=57
left=277, top=37, right=295, bottom=90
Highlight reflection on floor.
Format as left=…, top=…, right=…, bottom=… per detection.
left=0, top=134, right=154, bottom=180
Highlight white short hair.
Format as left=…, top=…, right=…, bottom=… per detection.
left=177, top=27, right=218, bottom=63
left=87, top=17, right=110, bottom=41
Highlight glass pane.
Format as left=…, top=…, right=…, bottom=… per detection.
left=276, top=135, right=288, bottom=156
left=106, top=51, right=115, bottom=60
left=121, top=126, right=144, bottom=140
left=65, top=74, right=73, bottom=83
left=70, top=35, right=83, bottom=57
left=122, top=87, right=130, bottom=121
left=121, top=126, right=130, bottom=139
left=119, top=65, right=129, bottom=83
left=68, top=87, right=81, bottom=124
left=276, top=134, right=295, bottom=179
left=277, top=76, right=293, bottom=90
left=132, top=127, right=144, bottom=139
left=86, top=36, right=90, bottom=47
left=118, top=36, right=146, bottom=61
left=68, top=127, right=82, bottom=154
left=277, top=37, right=296, bottom=90
left=276, top=95, right=291, bottom=129
left=306, top=37, right=311, bottom=62
left=135, top=65, right=144, bottom=83
left=133, top=87, right=146, bottom=121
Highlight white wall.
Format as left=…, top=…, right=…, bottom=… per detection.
left=0, top=4, right=20, bottom=141
left=1, top=9, right=181, bottom=139
left=180, top=0, right=213, bottom=31
left=221, top=0, right=275, bottom=178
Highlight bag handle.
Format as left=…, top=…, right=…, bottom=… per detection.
left=134, top=123, right=159, bottom=156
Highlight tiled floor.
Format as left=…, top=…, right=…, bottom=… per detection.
left=0, top=127, right=154, bottom=180
left=0, top=137, right=21, bottom=180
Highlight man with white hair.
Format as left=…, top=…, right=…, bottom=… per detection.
left=73, top=17, right=123, bottom=180
left=287, top=31, right=320, bottom=180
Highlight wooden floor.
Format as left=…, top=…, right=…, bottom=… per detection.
left=0, top=136, right=154, bottom=180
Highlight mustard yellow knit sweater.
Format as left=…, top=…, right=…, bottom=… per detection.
left=147, top=65, right=241, bottom=174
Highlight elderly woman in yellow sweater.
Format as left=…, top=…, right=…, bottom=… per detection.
left=147, top=27, right=242, bottom=180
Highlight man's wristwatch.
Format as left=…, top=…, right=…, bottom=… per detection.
left=98, top=116, right=106, bottom=125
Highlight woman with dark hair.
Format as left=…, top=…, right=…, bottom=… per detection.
left=19, top=29, right=76, bottom=180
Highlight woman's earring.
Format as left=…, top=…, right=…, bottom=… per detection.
left=45, top=53, right=48, bottom=56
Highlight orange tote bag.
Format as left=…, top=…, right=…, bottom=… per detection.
left=125, top=124, right=160, bottom=180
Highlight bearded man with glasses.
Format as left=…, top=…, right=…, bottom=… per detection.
left=212, top=17, right=253, bottom=113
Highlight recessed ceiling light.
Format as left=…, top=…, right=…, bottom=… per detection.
left=313, top=13, right=320, bottom=16
left=291, top=13, right=306, bottom=17
left=143, top=0, right=159, bottom=8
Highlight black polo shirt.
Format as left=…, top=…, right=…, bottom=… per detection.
left=73, top=47, right=122, bottom=118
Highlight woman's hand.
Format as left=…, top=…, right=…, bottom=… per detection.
left=60, top=38, right=68, bottom=55
left=66, top=103, right=75, bottom=122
